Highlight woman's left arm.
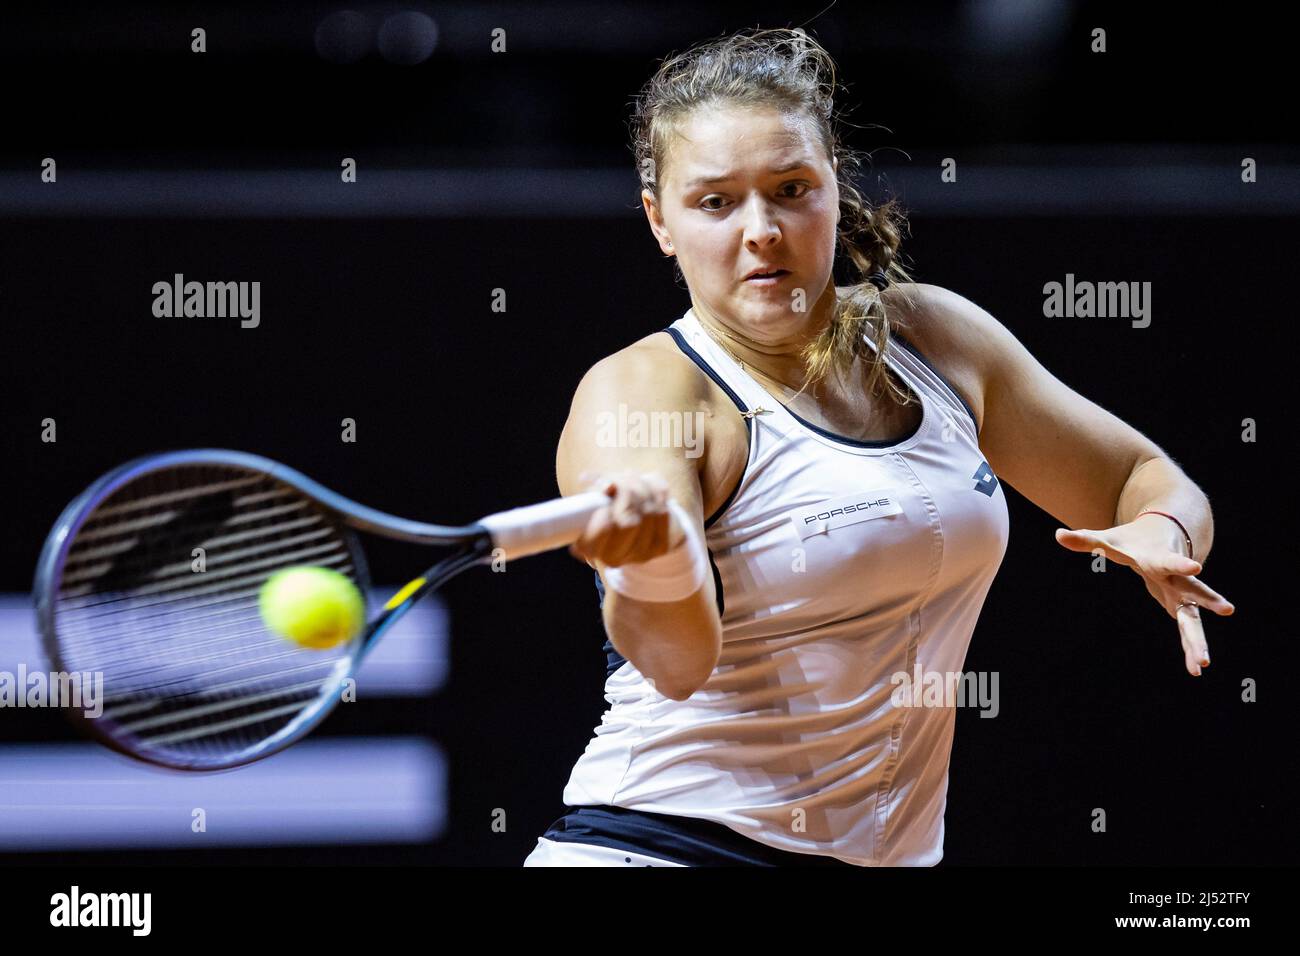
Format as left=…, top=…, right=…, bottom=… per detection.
left=900, top=283, right=1235, bottom=677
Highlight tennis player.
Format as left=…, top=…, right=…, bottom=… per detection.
left=523, top=28, right=1233, bottom=867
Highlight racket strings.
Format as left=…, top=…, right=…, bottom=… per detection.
left=57, top=551, right=349, bottom=644
left=61, top=508, right=324, bottom=569
left=58, top=538, right=350, bottom=616
left=50, top=463, right=367, bottom=766
left=58, top=491, right=319, bottom=593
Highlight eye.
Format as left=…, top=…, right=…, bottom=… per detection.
left=698, top=182, right=811, bottom=211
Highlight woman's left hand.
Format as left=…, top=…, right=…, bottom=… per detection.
left=1054, top=517, right=1235, bottom=677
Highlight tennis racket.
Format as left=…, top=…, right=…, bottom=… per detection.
left=33, top=448, right=610, bottom=771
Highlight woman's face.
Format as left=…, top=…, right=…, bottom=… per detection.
left=643, top=103, right=840, bottom=347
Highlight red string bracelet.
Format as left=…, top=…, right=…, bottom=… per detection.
left=1135, top=510, right=1195, bottom=563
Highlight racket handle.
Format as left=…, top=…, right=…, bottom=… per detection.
left=478, top=491, right=612, bottom=561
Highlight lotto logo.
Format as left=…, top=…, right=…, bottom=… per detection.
left=972, top=461, right=998, bottom=497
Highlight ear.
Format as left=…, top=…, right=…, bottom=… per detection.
left=831, top=157, right=842, bottom=224
left=641, top=188, right=674, bottom=257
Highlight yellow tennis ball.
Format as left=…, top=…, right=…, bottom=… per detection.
left=259, top=566, right=365, bottom=650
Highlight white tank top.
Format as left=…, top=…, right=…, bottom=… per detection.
left=562, top=306, right=1011, bottom=866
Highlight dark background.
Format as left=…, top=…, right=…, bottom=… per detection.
left=0, top=0, right=1291, bottom=865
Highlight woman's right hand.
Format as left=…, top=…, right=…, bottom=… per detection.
left=568, top=470, right=685, bottom=568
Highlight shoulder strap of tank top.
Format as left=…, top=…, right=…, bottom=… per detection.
left=662, top=310, right=768, bottom=416
left=867, top=327, right=980, bottom=437
left=665, top=307, right=978, bottom=438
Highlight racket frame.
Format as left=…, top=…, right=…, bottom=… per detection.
left=34, top=448, right=497, bottom=771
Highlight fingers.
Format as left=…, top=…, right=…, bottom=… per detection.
left=1056, top=525, right=1234, bottom=680
left=1151, top=577, right=1231, bottom=677
left=1173, top=582, right=1233, bottom=677
left=1053, top=528, right=1099, bottom=553
left=1142, top=570, right=1233, bottom=678
left=597, top=503, right=648, bottom=566
left=1176, top=603, right=1210, bottom=676
left=1055, top=528, right=1136, bottom=567
left=577, top=469, right=616, bottom=499
left=1148, top=552, right=1203, bottom=577
left=568, top=471, right=675, bottom=568
left=1145, top=567, right=1235, bottom=618
left=643, top=494, right=669, bottom=558
left=1177, top=576, right=1234, bottom=616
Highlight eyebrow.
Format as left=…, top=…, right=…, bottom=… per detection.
left=682, top=161, right=811, bottom=189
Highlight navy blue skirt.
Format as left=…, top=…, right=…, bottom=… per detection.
left=539, top=805, right=863, bottom=867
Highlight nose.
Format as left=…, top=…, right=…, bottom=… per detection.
left=740, top=194, right=781, bottom=249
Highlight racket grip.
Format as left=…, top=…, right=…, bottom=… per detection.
left=478, top=491, right=612, bottom=561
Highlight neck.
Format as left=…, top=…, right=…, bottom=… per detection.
left=690, top=282, right=840, bottom=392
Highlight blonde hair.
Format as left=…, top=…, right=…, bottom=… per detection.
left=630, top=26, right=916, bottom=405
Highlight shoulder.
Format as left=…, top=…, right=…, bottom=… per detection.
left=876, top=282, right=1002, bottom=432
left=557, top=328, right=749, bottom=524
left=569, top=330, right=711, bottom=408
left=880, top=283, right=994, bottom=357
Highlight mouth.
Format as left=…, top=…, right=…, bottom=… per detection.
left=744, top=269, right=791, bottom=284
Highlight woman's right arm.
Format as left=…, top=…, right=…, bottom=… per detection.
left=556, top=345, right=723, bottom=701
